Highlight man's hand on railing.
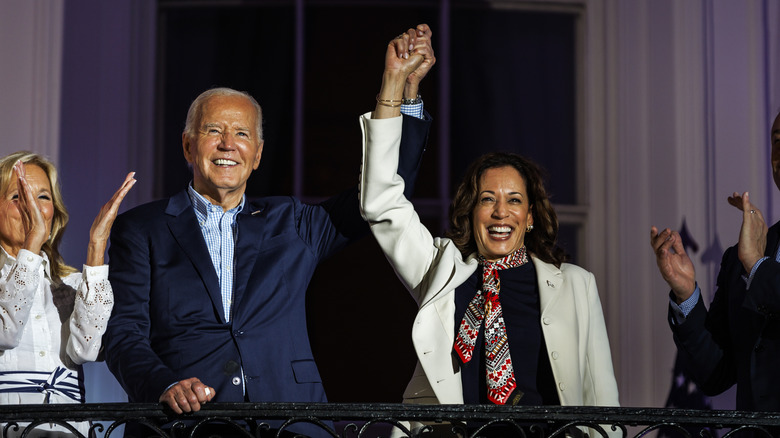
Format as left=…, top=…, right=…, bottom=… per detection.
left=158, top=377, right=215, bottom=414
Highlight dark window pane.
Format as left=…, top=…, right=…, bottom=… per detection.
left=158, top=6, right=296, bottom=198
left=450, top=8, right=577, bottom=204
left=303, top=5, right=439, bottom=197
left=557, top=222, right=580, bottom=265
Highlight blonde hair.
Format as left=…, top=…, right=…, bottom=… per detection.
left=0, top=152, right=77, bottom=280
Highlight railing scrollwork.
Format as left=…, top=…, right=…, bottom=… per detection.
left=0, top=403, right=778, bottom=437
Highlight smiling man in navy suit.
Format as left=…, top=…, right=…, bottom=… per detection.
left=103, top=24, right=435, bottom=437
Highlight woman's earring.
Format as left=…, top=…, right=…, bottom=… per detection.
left=526, top=224, right=534, bottom=232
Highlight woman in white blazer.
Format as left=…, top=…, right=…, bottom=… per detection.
left=360, top=27, right=619, bottom=437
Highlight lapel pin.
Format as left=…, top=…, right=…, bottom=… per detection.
left=547, top=280, right=554, bottom=288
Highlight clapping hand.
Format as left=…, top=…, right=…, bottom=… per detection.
left=13, top=160, right=49, bottom=255
left=650, top=226, right=696, bottom=303
left=727, top=191, right=767, bottom=273
left=86, top=172, right=136, bottom=266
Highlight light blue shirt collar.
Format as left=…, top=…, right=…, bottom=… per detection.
left=187, top=183, right=245, bottom=219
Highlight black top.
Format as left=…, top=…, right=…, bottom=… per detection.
left=454, top=262, right=560, bottom=405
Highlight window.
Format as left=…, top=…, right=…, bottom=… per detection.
left=157, top=0, right=583, bottom=402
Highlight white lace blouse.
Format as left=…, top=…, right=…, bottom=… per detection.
left=0, top=247, right=113, bottom=435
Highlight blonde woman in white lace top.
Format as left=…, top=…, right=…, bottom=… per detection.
left=0, top=151, right=135, bottom=436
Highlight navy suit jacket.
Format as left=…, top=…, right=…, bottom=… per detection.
left=104, top=114, right=431, bottom=427
left=670, top=220, right=780, bottom=411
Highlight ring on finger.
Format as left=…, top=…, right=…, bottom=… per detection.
left=750, top=210, right=756, bottom=214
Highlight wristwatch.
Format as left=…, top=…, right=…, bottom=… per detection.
left=402, top=94, right=422, bottom=105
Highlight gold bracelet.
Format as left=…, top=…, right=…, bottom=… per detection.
left=376, top=94, right=403, bottom=107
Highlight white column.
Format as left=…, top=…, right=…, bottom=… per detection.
left=0, top=0, right=63, bottom=160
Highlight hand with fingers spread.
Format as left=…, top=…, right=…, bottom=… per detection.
left=650, top=226, right=696, bottom=303
left=159, top=377, right=216, bottom=414
left=727, top=191, right=768, bottom=273
left=86, top=172, right=137, bottom=266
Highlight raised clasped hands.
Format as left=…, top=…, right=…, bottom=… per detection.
left=86, top=172, right=136, bottom=267
left=650, top=226, right=696, bottom=303
left=376, top=24, right=436, bottom=119
left=159, top=377, right=216, bottom=414
left=386, top=24, right=435, bottom=83
left=401, top=24, right=436, bottom=96
left=727, top=191, right=767, bottom=273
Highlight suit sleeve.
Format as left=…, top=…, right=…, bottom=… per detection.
left=301, top=110, right=431, bottom=260
left=359, top=113, right=445, bottom=304
left=743, top=256, right=780, bottom=318
left=104, top=212, right=179, bottom=402
left=582, top=270, right=620, bottom=407
left=581, top=270, right=621, bottom=438
left=668, top=246, right=737, bottom=396
left=65, top=265, right=113, bottom=365
left=398, top=112, right=431, bottom=199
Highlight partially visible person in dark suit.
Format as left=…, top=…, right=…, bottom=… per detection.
left=651, top=111, right=780, bottom=413
left=103, top=24, right=435, bottom=437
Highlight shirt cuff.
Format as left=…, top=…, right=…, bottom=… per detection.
left=743, top=256, right=768, bottom=290
left=82, top=264, right=108, bottom=282
left=400, top=101, right=424, bottom=119
left=80, top=264, right=109, bottom=303
left=16, top=249, right=43, bottom=268
left=669, top=284, right=700, bottom=324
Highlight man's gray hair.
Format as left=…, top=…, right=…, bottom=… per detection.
left=183, top=87, right=264, bottom=142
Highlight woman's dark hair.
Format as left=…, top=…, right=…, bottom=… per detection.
left=445, top=152, right=568, bottom=267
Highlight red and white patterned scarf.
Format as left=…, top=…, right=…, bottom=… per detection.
left=453, top=246, right=529, bottom=404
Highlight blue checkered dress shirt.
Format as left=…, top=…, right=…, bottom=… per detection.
left=188, top=184, right=244, bottom=322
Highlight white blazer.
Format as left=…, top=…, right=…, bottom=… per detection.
left=359, top=113, right=619, bottom=410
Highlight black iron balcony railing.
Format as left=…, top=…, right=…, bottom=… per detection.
left=1, top=403, right=780, bottom=437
